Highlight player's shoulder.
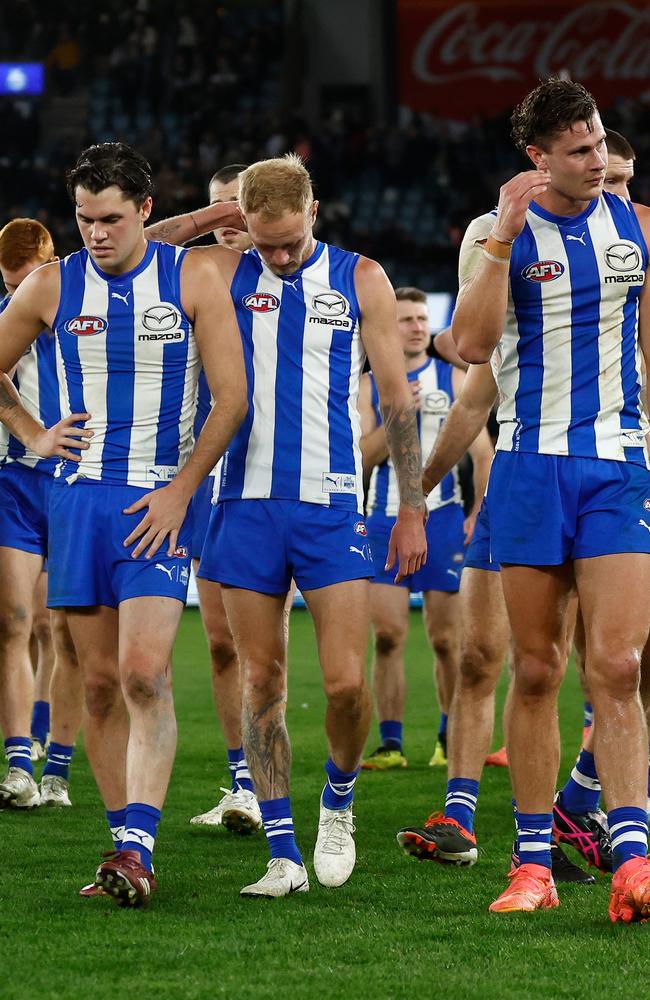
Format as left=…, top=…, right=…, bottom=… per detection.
left=462, top=212, right=497, bottom=248
left=180, top=243, right=241, bottom=286
left=14, top=259, right=60, bottom=302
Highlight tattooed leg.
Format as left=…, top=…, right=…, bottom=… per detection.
left=221, top=588, right=290, bottom=799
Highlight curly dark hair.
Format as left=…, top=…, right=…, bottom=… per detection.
left=511, top=78, right=598, bottom=152
left=66, top=142, right=154, bottom=206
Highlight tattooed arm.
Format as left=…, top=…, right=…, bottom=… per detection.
left=355, top=257, right=427, bottom=581
left=144, top=200, right=246, bottom=245
left=0, top=264, right=92, bottom=460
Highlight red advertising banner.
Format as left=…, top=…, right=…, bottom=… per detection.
left=398, top=0, right=650, bottom=119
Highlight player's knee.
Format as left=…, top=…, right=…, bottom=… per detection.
left=242, top=656, right=285, bottom=704
left=374, top=626, right=406, bottom=657
left=85, top=673, right=121, bottom=719
left=431, top=631, right=455, bottom=661
left=460, top=643, right=501, bottom=690
left=123, top=667, right=170, bottom=707
left=208, top=634, right=238, bottom=676
left=590, top=647, right=641, bottom=700
left=514, top=649, right=564, bottom=697
left=0, top=603, right=31, bottom=648
left=324, top=676, right=367, bottom=716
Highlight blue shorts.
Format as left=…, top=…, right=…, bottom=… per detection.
left=0, top=462, right=52, bottom=557
left=191, top=475, right=215, bottom=561
left=367, top=503, right=465, bottom=592
left=48, top=480, right=193, bottom=608
left=487, top=451, right=650, bottom=565
left=198, top=499, right=374, bottom=594
left=464, top=499, right=498, bottom=573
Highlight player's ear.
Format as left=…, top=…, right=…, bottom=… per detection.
left=141, top=196, right=153, bottom=223
left=311, top=200, right=319, bottom=223
left=526, top=145, right=546, bottom=169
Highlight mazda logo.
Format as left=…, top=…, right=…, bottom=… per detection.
left=605, top=242, right=641, bottom=272
left=142, top=303, right=181, bottom=331
left=312, top=292, right=348, bottom=317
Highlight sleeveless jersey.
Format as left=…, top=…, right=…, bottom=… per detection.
left=217, top=241, right=366, bottom=510
left=52, top=241, right=200, bottom=487
left=367, top=357, right=461, bottom=517
left=0, top=294, right=62, bottom=473
left=465, top=193, right=648, bottom=466
left=193, top=366, right=222, bottom=481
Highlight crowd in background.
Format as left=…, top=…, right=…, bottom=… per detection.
left=2, top=0, right=650, bottom=291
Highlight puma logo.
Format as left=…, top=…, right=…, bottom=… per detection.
left=111, top=290, right=131, bottom=304
left=155, top=563, right=174, bottom=580
left=638, top=519, right=650, bottom=534
left=566, top=232, right=587, bottom=245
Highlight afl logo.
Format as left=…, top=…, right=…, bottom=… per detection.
left=142, top=303, right=181, bottom=332
left=64, top=315, right=107, bottom=336
left=644, top=499, right=650, bottom=512
left=353, top=521, right=368, bottom=536
left=605, top=242, right=641, bottom=272
left=522, top=261, right=565, bottom=282
left=243, top=292, right=280, bottom=312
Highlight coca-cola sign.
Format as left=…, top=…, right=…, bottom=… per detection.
left=399, top=0, right=650, bottom=118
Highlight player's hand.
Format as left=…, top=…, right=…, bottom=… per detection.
left=218, top=203, right=247, bottom=232
left=32, top=413, right=93, bottom=461
left=122, top=481, right=191, bottom=559
left=492, top=169, right=551, bottom=242
left=463, top=510, right=478, bottom=545
left=385, top=503, right=428, bottom=583
left=410, top=379, right=422, bottom=411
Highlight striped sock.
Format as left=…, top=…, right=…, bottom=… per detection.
left=226, top=748, right=240, bottom=791
left=122, top=802, right=161, bottom=872
left=582, top=701, right=593, bottom=729
left=516, top=812, right=553, bottom=869
left=444, top=777, right=480, bottom=833
left=31, top=701, right=50, bottom=744
left=560, top=749, right=601, bottom=814
left=5, top=737, right=33, bottom=776
left=321, top=757, right=359, bottom=811
left=234, top=750, right=255, bottom=793
left=259, top=797, right=302, bottom=865
left=43, top=742, right=75, bottom=780
left=106, top=807, right=127, bottom=849
left=379, top=720, right=403, bottom=751
left=609, top=806, right=648, bottom=872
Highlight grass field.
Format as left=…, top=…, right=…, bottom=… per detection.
left=3, top=607, right=649, bottom=999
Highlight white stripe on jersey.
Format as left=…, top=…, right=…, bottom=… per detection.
left=243, top=269, right=283, bottom=498
left=71, top=256, right=110, bottom=480
left=129, top=258, right=165, bottom=484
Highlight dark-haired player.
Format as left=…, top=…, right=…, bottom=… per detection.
left=453, top=79, right=650, bottom=921
left=0, top=142, right=248, bottom=907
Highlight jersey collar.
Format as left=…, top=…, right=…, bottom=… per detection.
left=528, top=198, right=599, bottom=228
left=87, top=239, right=157, bottom=283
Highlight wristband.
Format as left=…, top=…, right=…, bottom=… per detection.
left=484, top=234, right=512, bottom=260
left=482, top=247, right=510, bottom=265
left=490, top=229, right=515, bottom=245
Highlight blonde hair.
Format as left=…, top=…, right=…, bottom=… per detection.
left=239, top=153, right=313, bottom=219
left=0, top=218, right=54, bottom=270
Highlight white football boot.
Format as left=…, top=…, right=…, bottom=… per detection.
left=40, top=775, right=72, bottom=806
left=313, top=800, right=356, bottom=887
left=0, top=767, right=40, bottom=808
left=240, top=858, right=309, bottom=898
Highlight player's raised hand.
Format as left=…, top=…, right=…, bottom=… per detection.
left=219, top=203, right=247, bottom=233
left=410, top=379, right=422, bottom=411
left=492, top=169, right=551, bottom=242
left=122, top=481, right=190, bottom=559
left=385, top=504, right=428, bottom=583
left=33, top=413, right=93, bottom=461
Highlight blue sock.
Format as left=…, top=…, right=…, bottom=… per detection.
left=259, top=797, right=302, bottom=865
left=582, top=701, right=593, bottom=729
left=444, top=777, right=480, bottom=833
left=42, top=742, right=75, bottom=780
left=106, top=807, right=127, bottom=849
left=561, top=749, right=601, bottom=814
left=438, top=713, right=448, bottom=740
left=233, top=749, right=255, bottom=793
left=609, top=806, right=648, bottom=872
left=122, top=802, right=161, bottom=871
left=516, top=812, right=553, bottom=869
left=321, top=757, right=359, bottom=811
left=31, top=701, right=50, bottom=744
left=227, top=748, right=240, bottom=791
left=379, top=720, right=403, bottom=751
left=5, top=737, right=33, bottom=776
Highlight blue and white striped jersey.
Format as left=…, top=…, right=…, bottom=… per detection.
left=217, top=241, right=366, bottom=511
left=0, top=294, right=62, bottom=473
left=463, top=193, right=649, bottom=466
left=367, top=357, right=461, bottom=518
left=52, top=241, right=200, bottom=487
left=193, top=366, right=223, bottom=482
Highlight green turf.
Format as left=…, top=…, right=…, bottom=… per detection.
left=2, top=608, right=648, bottom=999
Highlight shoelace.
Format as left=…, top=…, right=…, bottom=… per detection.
left=319, top=810, right=356, bottom=854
